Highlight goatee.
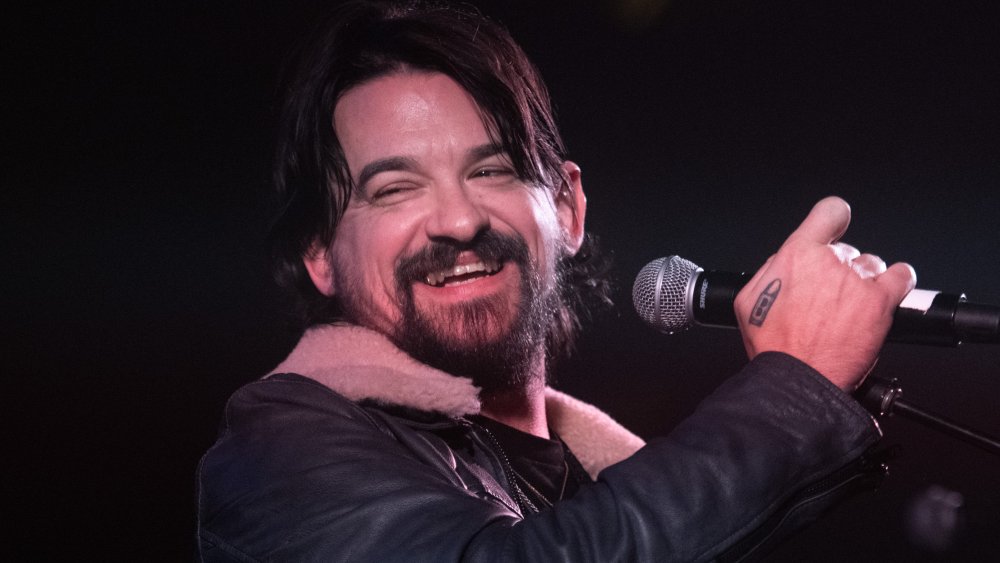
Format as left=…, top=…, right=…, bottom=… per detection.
left=392, top=231, right=559, bottom=394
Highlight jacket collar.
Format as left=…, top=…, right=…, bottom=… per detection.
left=268, top=323, right=644, bottom=478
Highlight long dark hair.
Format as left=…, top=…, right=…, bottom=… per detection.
left=269, top=0, right=611, bottom=360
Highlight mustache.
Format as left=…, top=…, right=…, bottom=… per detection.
left=395, top=230, right=530, bottom=286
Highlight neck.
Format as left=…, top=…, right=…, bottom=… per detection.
left=479, top=367, right=549, bottom=439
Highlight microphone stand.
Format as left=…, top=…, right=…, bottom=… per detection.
left=856, top=377, right=1000, bottom=457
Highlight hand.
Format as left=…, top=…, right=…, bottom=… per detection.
left=734, top=196, right=917, bottom=391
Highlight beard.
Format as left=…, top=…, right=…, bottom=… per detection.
left=390, top=230, right=561, bottom=395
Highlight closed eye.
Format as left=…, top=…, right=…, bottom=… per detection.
left=471, top=167, right=514, bottom=178
left=370, top=183, right=420, bottom=205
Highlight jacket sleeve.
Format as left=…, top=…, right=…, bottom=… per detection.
left=197, top=352, right=880, bottom=562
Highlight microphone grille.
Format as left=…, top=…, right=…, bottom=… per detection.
left=632, top=255, right=701, bottom=333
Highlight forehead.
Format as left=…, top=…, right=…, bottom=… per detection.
left=333, top=72, right=493, bottom=170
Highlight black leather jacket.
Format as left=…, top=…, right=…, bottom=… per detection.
left=197, top=326, right=883, bottom=562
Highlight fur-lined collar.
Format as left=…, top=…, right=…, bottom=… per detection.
left=268, top=324, right=645, bottom=478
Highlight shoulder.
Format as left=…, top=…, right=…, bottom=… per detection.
left=205, top=373, right=388, bottom=463
left=196, top=374, right=516, bottom=561
left=222, top=372, right=367, bottom=422
left=198, top=374, right=386, bottom=500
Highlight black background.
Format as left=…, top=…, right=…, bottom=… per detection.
left=7, top=1, right=999, bottom=560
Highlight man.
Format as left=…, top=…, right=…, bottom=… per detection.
left=197, top=1, right=916, bottom=560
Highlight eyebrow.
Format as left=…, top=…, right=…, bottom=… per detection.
left=353, top=143, right=507, bottom=193
left=356, top=156, right=419, bottom=194
left=467, top=143, right=504, bottom=163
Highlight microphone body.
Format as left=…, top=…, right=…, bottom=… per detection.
left=633, top=256, right=1000, bottom=346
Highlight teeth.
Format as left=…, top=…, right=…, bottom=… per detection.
left=424, top=260, right=499, bottom=286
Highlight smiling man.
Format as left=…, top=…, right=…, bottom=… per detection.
left=305, top=72, right=582, bottom=429
left=196, top=2, right=916, bottom=561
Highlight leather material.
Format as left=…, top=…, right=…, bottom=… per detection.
left=197, top=352, right=881, bottom=562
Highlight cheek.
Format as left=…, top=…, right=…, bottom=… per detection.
left=331, top=213, right=416, bottom=287
left=518, top=196, right=565, bottom=264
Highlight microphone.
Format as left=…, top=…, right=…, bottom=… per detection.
left=632, top=255, right=1000, bottom=346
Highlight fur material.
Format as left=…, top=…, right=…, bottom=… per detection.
left=268, top=324, right=645, bottom=478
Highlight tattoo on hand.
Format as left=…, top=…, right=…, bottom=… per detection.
left=749, top=279, right=782, bottom=327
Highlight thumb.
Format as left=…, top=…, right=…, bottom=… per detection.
left=783, top=196, right=852, bottom=248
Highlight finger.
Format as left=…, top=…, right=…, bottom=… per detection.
left=830, top=242, right=861, bottom=264
left=851, top=253, right=887, bottom=279
left=782, top=196, right=852, bottom=248
left=876, top=262, right=918, bottom=303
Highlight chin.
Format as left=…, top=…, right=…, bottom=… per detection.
left=395, top=293, right=545, bottom=389
left=419, top=298, right=519, bottom=342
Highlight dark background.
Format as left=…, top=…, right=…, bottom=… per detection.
left=7, top=0, right=999, bottom=560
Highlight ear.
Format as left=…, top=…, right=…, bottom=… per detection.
left=556, top=160, right=587, bottom=255
left=303, top=242, right=337, bottom=297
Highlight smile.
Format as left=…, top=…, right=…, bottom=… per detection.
left=424, top=260, right=501, bottom=287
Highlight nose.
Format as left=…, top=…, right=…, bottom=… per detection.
left=424, top=181, right=490, bottom=243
